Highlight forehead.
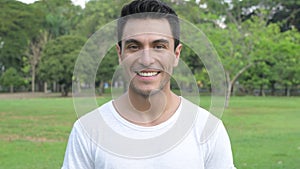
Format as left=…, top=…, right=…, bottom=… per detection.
left=122, top=18, right=173, bottom=40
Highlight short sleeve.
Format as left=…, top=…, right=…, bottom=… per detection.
left=61, top=121, right=94, bottom=169
left=204, top=122, right=236, bottom=169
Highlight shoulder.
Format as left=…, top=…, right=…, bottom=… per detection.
left=78, top=100, right=113, bottom=123
left=180, top=97, right=224, bottom=143
left=180, top=97, right=210, bottom=117
left=180, top=97, right=213, bottom=127
left=73, top=100, right=114, bottom=137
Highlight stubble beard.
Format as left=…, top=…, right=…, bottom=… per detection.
left=129, top=75, right=171, bottom=98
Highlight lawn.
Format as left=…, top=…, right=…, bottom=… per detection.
left=223, top=97, right=300, bottom=169
left=0, top=95, right=299, bottom=169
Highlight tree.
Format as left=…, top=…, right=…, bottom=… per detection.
left=202, top=13, right=272, bottom=106
left=25, top=30, right=49, bottom=92
left=25, top=0, right=83, bottom=92
left=0, top=1, right=43, bottom=75
left=272, top=28, right=300, bottom=96
left=239, top=23, right=300, bottom=96
left=74, top=0, right=129, bottom=38
left=32, top=0, right=83, bottom=39
left=72, top=0, right=130, bottom=95
left=0, top=67, right=24, bottom=93
left=39, top=35, right=85, bottom=96
left=96, top=48, right=118, bottom=95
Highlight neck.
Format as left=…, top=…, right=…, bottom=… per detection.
left=114, top=87, right=180, bottom=126
left=129, top=88, right=169, bottom=112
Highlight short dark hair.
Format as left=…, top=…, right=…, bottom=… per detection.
left=117, top=0, right=180, bottom=50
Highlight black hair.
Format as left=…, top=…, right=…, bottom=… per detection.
left=117, top=0, right=180, bottom=50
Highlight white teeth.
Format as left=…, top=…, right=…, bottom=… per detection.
left=138, top=72, right=158, bottom=77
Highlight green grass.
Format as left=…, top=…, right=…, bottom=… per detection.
left=0, top=96, right=299, bottom=169
left=223, top=96, right=300, bottom=169
left=0, top=96, right=110, bottom=169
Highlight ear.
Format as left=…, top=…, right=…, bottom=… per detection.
left=116, top=44, right=122, bottom=64
left=173, top=43, right=182, bottom=67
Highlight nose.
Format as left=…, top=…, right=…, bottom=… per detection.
left=138, top=49, right=155, bottom=67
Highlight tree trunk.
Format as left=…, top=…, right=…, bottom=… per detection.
left=60, top=85, right=67, bottom=96
left=29, top=31, right=48, bottom=93
left=74, top=80, right=81, bottom=93
left=98, top=80, right=104, bottom=95
left=10, top=84, right=14, bottom=93
left=259, top=84, right=265, bottom=96
left=270, top=81, right=276, bottom=96
left=31, top=66, right=35, bottom=92
left=285, top=85, right=290, bottom=97
left=225, top=72, right=231, bottom=108
left=225, top=63, right=254, bottom=108
left=63, top=90, right=69, bottom=97
left=44, top=82, right=47, bottom=93
left=53, top=81, right=56, bottom=92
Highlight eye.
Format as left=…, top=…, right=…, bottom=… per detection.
left=126, top=44, right=140, bottom=51
left=153, top=44, right=167, bottom=50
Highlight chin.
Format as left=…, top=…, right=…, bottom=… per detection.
left=130, top=85, right=163, bottom=98
left=136, top=89, right=160, bottom=97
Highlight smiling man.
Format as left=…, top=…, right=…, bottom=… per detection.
left=114, top=16, right=182, bottom=125
left=62, top=0, right=236, bottom=168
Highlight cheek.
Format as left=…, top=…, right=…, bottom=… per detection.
left=161, top=55, right=177, bottom=67
left=119, top=53, right=140, bottom=74
left=119, top=53, right=137, bottom=65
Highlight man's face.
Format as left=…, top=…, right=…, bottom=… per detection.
left=117, top=18, right=182, bottom=97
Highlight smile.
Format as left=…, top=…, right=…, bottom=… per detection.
left=137, top=71, right=160, bottom=77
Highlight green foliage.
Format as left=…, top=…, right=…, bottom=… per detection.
left=32, top=0, right=82, bottom=38
left=273, top=28, right=300, bottom=86
left=0, top=67, right=24, bottom=91
left=74, top=0, right=130, bottom=37
left=96, top=48, right=118, bottom=83
left=0, top=0, right=299, bottom=95
left=39, top=35, right=86, bottom=96
left=240, top=23, right=300, bottom=95
left=0, top=1, right=43, bottom=72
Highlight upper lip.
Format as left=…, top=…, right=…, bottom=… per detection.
left=132, top=66, right=163, bottom=73
left=135, top=69, right=161, bottom=73
left=136, top=70, right=161, bottom=77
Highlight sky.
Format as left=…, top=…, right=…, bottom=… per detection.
left=17, top=0, right=89, bottom=8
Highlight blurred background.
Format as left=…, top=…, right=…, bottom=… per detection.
left=0, top=0, right=299, bottom=97
left=0, top=0, right=299, bottom=169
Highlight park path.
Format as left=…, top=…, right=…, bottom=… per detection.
left=0, top=92, right=62, bottom=99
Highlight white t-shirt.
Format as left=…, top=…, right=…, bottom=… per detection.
left=62, top=98, right=236, bottom=169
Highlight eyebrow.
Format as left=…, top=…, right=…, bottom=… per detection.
left=152, top=39, right=169, bottom=45
left=124, top=38, right=170, bottom=45
left=124, top=39, right=141, bottom=46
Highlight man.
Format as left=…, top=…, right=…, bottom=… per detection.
left=62, top=0, right=236, bottom=168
